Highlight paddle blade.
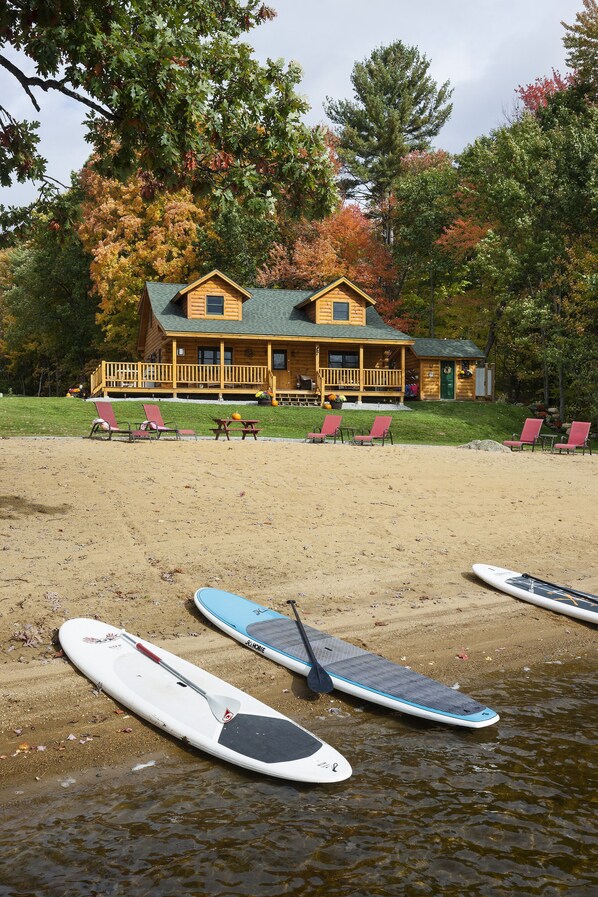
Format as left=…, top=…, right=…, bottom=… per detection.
left=306, top=663, right=334, bottom=694
left=209, top=694, right=241, bottom=724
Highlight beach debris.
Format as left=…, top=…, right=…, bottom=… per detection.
left=456, top=652, right=469, bottom=660
left=60, top=777, right=76, bottom=788
left=11, top=624, right=44, bottom=647
left=118, top=727, right=133, bottom=733
left=132, top=760, right=156, bottom=771
left=44, top=591, right=62, bottom=611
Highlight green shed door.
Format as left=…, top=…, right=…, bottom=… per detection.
left=440, top=361, right=455, bottom=399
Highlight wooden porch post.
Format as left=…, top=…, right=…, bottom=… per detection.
left=172, top=339, right=177, bottom=391
left=401, top=345, right=405, bottom=394
left=101, top=360, right=107, bottom=397
left=359, top=345, right=364, bottom=395
left=267, top=342, right=272, bottom=392
left=219, top=339, right=224, bottom=391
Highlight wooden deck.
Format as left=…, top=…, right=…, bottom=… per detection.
left=90, top=362, right=404, bottom=403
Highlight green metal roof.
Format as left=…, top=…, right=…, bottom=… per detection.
left=145, top=282, right=410, bottom=342
left=411, top=338, right=484, bottom=359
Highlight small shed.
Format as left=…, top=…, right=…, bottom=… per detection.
left=405, top=338, right=485, bottom=401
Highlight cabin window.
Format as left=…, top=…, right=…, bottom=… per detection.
left=329, top=352, right=359, bottom=369
left=333, top=301, right=350, bottom=321
left=206, top=294, right=224, bottom=315
left=198, top=347, right=233, bottom=365
left=272, top=350, right=287, bottom=370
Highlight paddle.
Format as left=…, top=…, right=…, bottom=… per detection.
left=119, top=631, right=240, bottom=723
left=286, top=600, right=334, bottom=694
left=521, top=574, right=598, bottom=605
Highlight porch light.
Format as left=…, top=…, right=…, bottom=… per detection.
left=177, top=348, right=185, bottom=356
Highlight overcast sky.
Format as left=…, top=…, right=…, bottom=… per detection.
left=0, top=0, right=583, bottom=208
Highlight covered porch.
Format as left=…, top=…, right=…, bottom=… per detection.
left=89, top=356, right=405, bottom=403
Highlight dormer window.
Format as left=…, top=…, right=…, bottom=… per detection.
left=333, top=301, right=350, bottom=321
left=207, top=294, right=224, bottom=315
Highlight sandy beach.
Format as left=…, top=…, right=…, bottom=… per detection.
left=1, top=436, right=596, bottom=794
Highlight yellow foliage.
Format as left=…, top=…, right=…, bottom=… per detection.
left=78, top=168, right=212, bottom=354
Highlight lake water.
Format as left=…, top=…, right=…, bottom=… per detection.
left=1, top=663, right=596, bottom=897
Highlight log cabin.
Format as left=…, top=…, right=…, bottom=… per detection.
left=89, top=271, right=486, bottom=404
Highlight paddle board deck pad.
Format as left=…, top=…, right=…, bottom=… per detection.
left=473, top=565, right=598, bottom=625
left=194, top=589, right=499, bottom=729
left=59, top=619, right=351, bottom=783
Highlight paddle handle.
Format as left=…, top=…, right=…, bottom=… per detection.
left=287, top=600, right=316, bottom=664
left=120, top=631, right=207, bottom=698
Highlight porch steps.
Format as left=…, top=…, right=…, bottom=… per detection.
left=276, top=392, right=320, bottom=407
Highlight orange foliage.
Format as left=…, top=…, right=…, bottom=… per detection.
left=78, top=167, right=209, bottom=354
left=257, top=204, right=396, bottom=300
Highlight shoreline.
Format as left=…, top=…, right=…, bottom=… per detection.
left=1, top=438, right=596, bottom=794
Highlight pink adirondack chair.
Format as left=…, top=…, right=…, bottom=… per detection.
left=142, top=404, right=196, bottom=440
left=90, top=401, right=151, bottom=442
left=554, top=421, right=591, bottom=455
left=353, top=416, right=393, bottom=446
left=503, top=418, right=543, bottom=451
left=306, top=414, right=342, bottom=444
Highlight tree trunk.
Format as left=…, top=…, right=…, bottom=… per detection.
left=558, top=362, right=565, bottom=421
left=429, top=267, right=435, bottom=338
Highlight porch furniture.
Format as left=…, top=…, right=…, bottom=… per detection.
left=503, top=418, right=543, bottom=451
left=553, top=421, right=592, bottom=455
left=538, top=434, right=559, bottom=453
left=352, top=416, right=393, bottom=446
left=142, top=404, right=196, bottom=440
left=339, top=426, right=361, bottom=442
left=211, top=418, right=261, bottom=440
left=306, top=415, right=343, bottom=444
left=297, top=375, right=316, bottom=391
left=90, top=401, right=152, bottom=442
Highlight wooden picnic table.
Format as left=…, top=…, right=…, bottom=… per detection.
left=211, top=418, right=261, bottom=440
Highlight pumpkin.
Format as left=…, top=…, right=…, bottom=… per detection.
left=271, top=399, right=278, bottom=406
left=231, top=412, right=241, bottom=420
left=323, top=402, right=332, bottom=410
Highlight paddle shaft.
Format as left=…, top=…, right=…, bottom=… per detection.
left=521, top=574, right=598, bottom=605
left=119, top=631, right=238, bottom=722
left=286, top=601, right=334, bottom=693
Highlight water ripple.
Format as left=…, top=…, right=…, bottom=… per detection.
left=0, top=664, right=596, bottom=897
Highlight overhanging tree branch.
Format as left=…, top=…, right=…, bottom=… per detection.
left=0, top=54, right=115, bottom=120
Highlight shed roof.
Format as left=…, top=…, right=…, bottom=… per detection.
left=145, top=282, right=410, bottom=342
left=411, top=338, right=484, bottom=359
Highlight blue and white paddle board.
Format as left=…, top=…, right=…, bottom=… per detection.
left=473, top=565, right=598, bottom=625
left=59, top=618, right=352, bottom=783
left=193, top=589, right=499, bottom=729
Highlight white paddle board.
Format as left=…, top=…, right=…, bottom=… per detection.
left=194, top=589, right=499, bottom=729
left=59, top=618, right=352, bottom=783
left=473, top=565, right=598, bottom=625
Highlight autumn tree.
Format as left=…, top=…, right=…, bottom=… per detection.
left=257, top=204, right=409, bottom=327
left=325, top=41, right=452, bottom=242
left=77, top=167, right=211, bottom=356
left=0, top=1, right=337, bottom=217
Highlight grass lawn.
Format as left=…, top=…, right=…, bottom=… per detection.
left=0, top=396, right=542, bottom=445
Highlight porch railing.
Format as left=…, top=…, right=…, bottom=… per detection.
left=319, top=367, right=403, bottom=391
left=91, top=361, right=268, bottom=391
left=90, top=361, right=403, bottom=396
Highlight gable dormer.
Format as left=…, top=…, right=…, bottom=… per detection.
left=294, top=277, right=375, bottom=325
left=172, top=270, right=251, bottom=321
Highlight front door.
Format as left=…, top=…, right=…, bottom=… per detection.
left=440, top=361, right=455, bottom=399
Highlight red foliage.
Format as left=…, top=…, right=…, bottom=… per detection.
left=516, top=69, right=575, bottom=113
